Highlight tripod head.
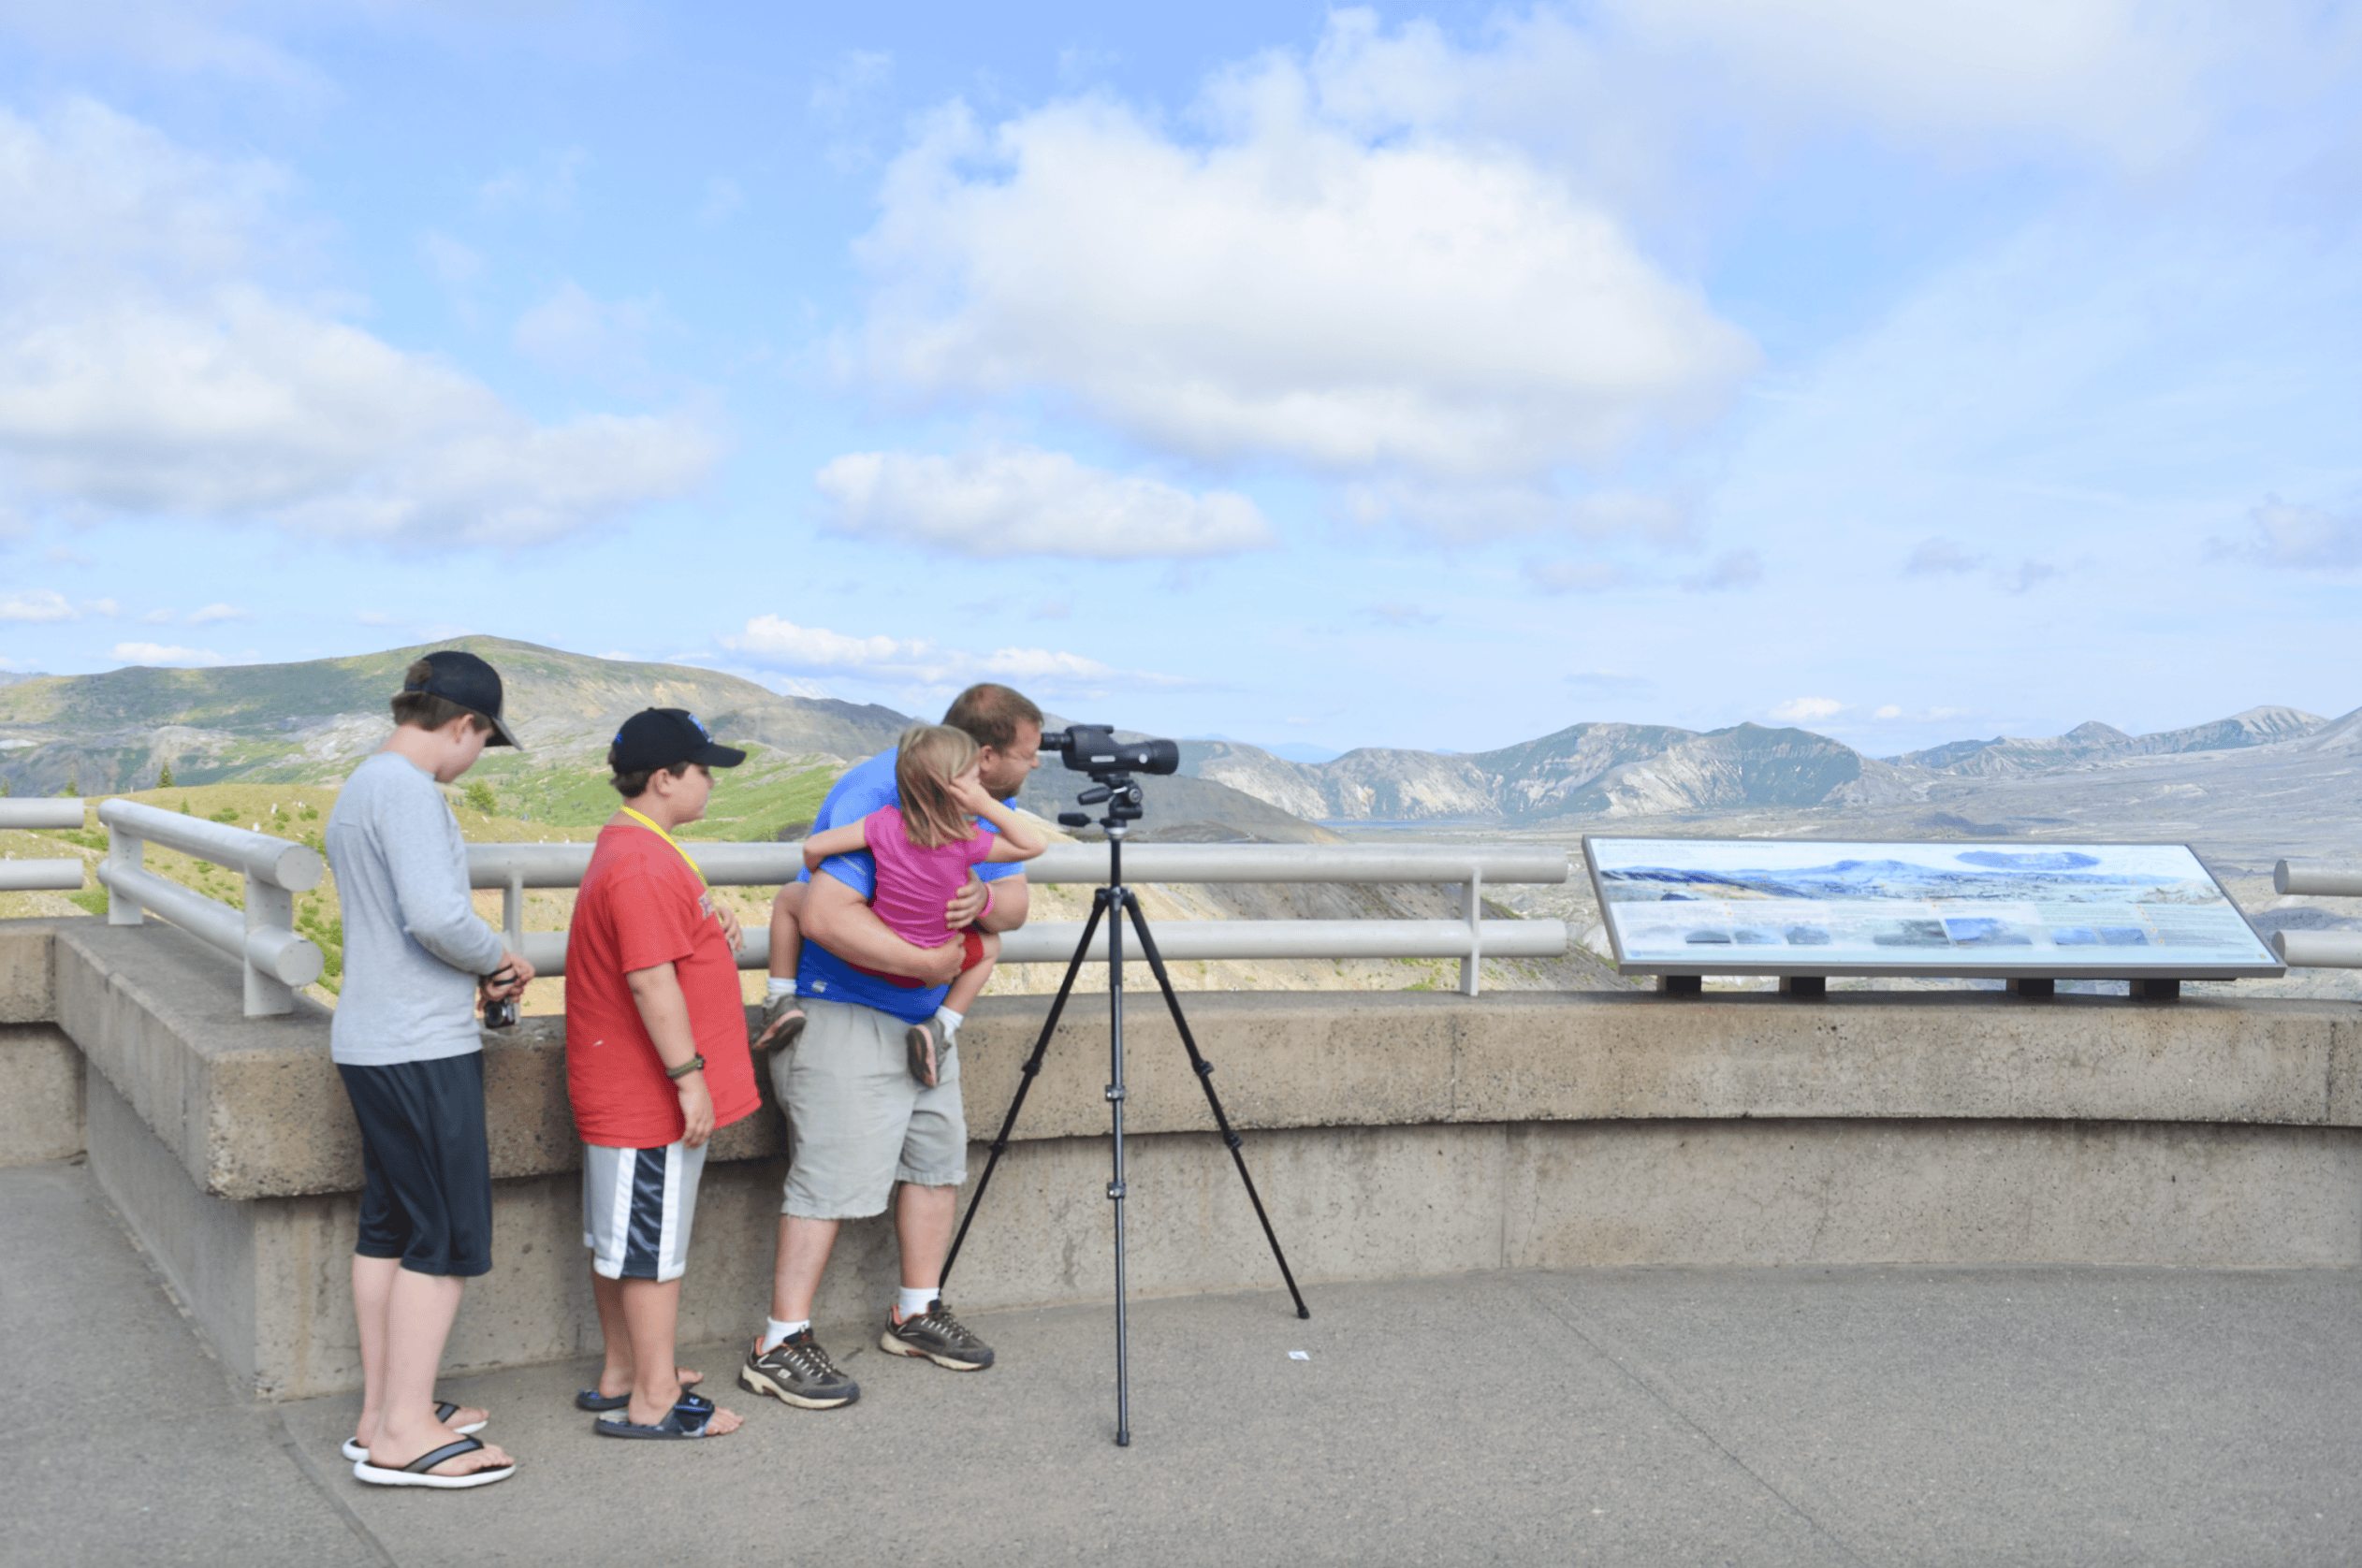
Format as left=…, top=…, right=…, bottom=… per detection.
left=1056, top=770, right=1145, bottom=836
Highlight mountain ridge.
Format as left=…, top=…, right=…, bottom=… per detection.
left=1, top=641, right=2350, bottom=831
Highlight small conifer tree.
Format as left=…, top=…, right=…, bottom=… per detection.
left=160, top=762, right=175, bottom=788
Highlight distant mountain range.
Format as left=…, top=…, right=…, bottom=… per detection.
left=1177, top=704, right=2360, bottom=824
left=2, top=641, right=2353, bottom=839
left=0, top=638, right=912, bottom=798
left=0, top=638, right=1336, bottom=843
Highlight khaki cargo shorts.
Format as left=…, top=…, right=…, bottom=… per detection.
left=771, top=996, right=967, bottom=1220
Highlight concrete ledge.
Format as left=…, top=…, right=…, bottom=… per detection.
left=14, top=913, right=2362, bottom=1399
left=34, top=918, right=2362, bottom=1201
left=84, top=1075, right=2362, bottom=1398
left=0, top=916, right=62, bottom=1024
left=0, top=1024, right=83, bottom=1165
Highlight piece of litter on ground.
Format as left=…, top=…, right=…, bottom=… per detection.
left=1288, top=1350, right=1310, bottom=1360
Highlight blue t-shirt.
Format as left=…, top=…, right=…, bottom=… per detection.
left=795, top=748, right=1025, bottom=1024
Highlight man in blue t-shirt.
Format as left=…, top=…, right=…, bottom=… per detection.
left=739, top=684, right=1042, bottom=1413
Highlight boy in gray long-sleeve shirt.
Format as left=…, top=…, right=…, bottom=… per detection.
left=325, top=650, right=533, bottom=1490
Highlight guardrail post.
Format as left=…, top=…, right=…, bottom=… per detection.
left=503, top=871, right=525, bottom=954
left=106, top=827, right=145, bottom=926
left=243, top=871, right=297, bottom=1016
left=1460, top=869, right=1484, bottom=997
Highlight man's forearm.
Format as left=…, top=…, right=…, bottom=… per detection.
left=803, top=874, right=947, bottom=979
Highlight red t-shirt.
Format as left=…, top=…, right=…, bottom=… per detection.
left=564, top=820, right=758, bottom=1148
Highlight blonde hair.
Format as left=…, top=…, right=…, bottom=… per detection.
left=895, top=724, right=981, bottom=849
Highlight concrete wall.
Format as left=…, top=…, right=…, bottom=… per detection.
left=8, top=914, right=2362, bottom=1401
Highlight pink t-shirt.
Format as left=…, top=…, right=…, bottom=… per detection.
left=865, top=804, right=995, bottom=949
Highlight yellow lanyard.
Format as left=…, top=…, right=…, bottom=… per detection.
left=619, top=807, right=707, bottom=889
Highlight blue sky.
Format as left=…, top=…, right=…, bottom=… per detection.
left=1, top=0, right=2357, bottom=759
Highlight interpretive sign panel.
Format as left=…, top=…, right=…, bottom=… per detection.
left=1582, top=837, right=2283, bottom=980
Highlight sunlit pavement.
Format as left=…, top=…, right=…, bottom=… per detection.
left=10, top=1156, right=2360, bottom=1567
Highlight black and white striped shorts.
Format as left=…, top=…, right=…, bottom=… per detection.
left=581, top=1140, right=708, bottom=1283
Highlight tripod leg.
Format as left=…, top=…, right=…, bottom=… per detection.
left=1109, top=889, right=1130, bottom=1447
left=942, top=890, right=1111, bottom=1287
left=1122, top=899, right=1310, bottom=1321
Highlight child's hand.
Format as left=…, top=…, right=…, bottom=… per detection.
left=946, top=767, right=995, bottom=815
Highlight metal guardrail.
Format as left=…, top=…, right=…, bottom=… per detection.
left=0, top=799, right=91, bottom=891
left=2270, top=859, right=2362, bottom=969
left=95, top=799, right=326, bottom=1016
left=467, top=839, right=1570, bottom=997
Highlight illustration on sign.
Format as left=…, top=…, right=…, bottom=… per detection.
left=1583, top=838, right=2281, bottom=977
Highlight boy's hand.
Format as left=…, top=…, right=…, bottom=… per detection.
left=943, top=874, right=987, bottom=931
left=677, top=1072, right=715, bottom=1149
left=481, top=952, right=533, bottom=1000
left=707, top=896, right=743, bottom=951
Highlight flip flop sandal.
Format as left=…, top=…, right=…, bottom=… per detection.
left=352, top=1435, right=513, bottom=1489
left=343, top=1402, right=485, bottom=1461
left=905, top=1022, right=939, bottom=1088
left=576, top=1372, right=704, bottom=1411
left=594, top=1389, right=726, bottom=1440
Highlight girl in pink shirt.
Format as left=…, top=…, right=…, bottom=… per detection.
left=795, top=724, right=1045, bottom=1085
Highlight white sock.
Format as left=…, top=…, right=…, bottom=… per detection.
left=933, top=1005, right=964, bottom=1047
left=766, top=979, right=795, bottom=998
left=762, top=1316, right=808, bottom=1351
left=897, top=1286, right=937, bottom=1320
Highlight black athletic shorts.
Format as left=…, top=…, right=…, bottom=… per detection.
left=337, top=1053, right=494, bottom=1277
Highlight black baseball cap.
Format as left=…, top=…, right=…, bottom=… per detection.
left=404, top=650, right=520, bottom=748
left=611, top=708, right=746, bottom=775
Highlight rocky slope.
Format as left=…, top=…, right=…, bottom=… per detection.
left=0, top=636, right=913, bottom=796
left=1179, top=705, right=2356, bottom=825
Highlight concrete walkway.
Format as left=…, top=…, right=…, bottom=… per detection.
left=10, top=1155, right=2362, bottom=1566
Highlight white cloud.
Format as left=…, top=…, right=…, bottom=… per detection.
left=0, top=589, right=78, bottom=623
left=0, top=102, right=719, bottom=549
left=1682, top=550, right=1763, bottom=591
left=1905, top=537, right=1982, bottom=575
left=417, top=230, right=483, bottom=288
left=1592, top=0, right=2334, bottom=172
left=816, top=447, right=1274, bottom=560
left=1771, top=697, right=1844, bottom=722
left=1521, top=559, right=1624, bottom=594
left=1874, top=704, right=1903, bottom=719
left=0, top=0, right=332, bottom=97
left=2216, top=496, right=2362, bottom=570
left=478, top=147, right=587, bottom=214
left=139, top=607, right=173, bottom=624
left=355, top=610, right=395, bottom=625
left=512, top=279, right=661, bottom=373
left=859, top=72, right=1757, bottom=483
left=113, top=640, right=219, bottom=665
left=811, top=50, right=892, bottom=120
left=722, top=614, right=1184, bottom=692
left=187, top=602, right=249, bottom=624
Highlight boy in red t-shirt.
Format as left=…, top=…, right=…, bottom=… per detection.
left=564, top=708, right=760, bottom=1440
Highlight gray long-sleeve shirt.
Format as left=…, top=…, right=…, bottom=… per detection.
left=325, top=750, right=505, bottom=1067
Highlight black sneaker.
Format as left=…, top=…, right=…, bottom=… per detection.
left=739, top=1330, right=859, bottom=1408
left=880, top=1299, right=995, bottom=1371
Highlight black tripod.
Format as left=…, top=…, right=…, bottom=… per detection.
left=940, top=767, right=1309, bottom=1446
